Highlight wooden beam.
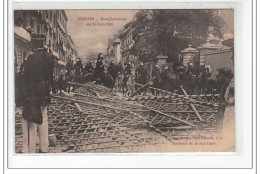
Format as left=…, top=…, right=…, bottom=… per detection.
left=180, top=86, right=203, bottom=121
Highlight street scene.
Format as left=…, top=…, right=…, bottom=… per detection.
left=14, top=9, right=234, bottom=153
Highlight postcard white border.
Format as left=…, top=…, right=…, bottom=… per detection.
left=5, top=0, right=254, bottom=169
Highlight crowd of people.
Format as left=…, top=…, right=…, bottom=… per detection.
left=52, top=53, right=230, bottom=97
left=15, top=32, right=234, bottom=153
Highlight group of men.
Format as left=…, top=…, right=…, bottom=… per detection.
left=16, top=31, right=234, bottom=153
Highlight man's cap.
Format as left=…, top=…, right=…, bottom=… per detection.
left=155, top=64, right=159, bottom=67
left=164, top=66, right=168, bottom=69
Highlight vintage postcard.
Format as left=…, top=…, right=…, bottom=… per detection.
left=13, top=8, right=235, bottom=154
left=3, top=0, right=257, bottom=170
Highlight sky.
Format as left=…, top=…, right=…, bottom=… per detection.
left=66, top=10, right=138, bottom=58
left=65, top=9, right=233, bottom=58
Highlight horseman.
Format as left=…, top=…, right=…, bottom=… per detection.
left=65, top=57, right=74, bottom=89
left=195, top=63, right=207, bottom=94
left=135, top=62, right=149, bottom=94
left=160, top=66, right=170, bottom=90
left=124, top=62, right=132, bottom=76
left=205, top=65, right=212, bottom=78
left=135, top=62, right=149, bottom=83
left=151, top=64, right=161, bottom=95
left=74, top=58, right=83, bottom=76
left=83, top=60, right=95, bottom=75
left=94, top=53, right=105, bottom=82
left=58, top=69, right=66, bottom=94
left=118, top=62, right=124, bottom=74
left=74, top=58, right=83, bottom=83
left=186, top=62, right=194, bottom=75
left=123, top=62, right=132, bottom=88
left=107, top=60, right=115, bottom=73
left=107, top=60, right=119, bottom=82
left=199, top=63, right=207, bottom=76
left=66, top=57, right=74, bottom=73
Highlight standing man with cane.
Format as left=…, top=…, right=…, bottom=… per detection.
left=21, top=34, right=54, bottom=153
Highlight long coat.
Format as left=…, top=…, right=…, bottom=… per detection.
left=152, top=68, right=161, bottom=88
left=136, top=65, right=149, bottom=84
left=95, top=60, right=105, bottom=79
left=66, top=59, right=74, bottom=72
left=74, top=61, right=83, bottom=76
left=22, top=48, right=54, bottom=124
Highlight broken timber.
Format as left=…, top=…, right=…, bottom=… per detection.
left=180, top=86, right=203, bottom=121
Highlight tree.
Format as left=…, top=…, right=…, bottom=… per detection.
left=131, top=9, right=224, bottom=63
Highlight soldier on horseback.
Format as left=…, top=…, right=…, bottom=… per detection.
left=94, top=53, right=105, bottom=84
left=65, top=57, right=75, bottom=92
left=135, top=62, right=150, bottom=95
left=160, top=66, right=170, bottom=90
left=82, top=60, right=95, bottom=75
left=121, top=62, right=132, bottom=93
left=74, top=58, right=83, bottom=83
left=151, top=64, right=161, bottom=95
left=65, top=57, right=74, bottom=73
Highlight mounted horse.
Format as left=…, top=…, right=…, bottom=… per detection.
left=179, top=71, right=196, bottom=95
left=65, top=70, right=75, bottom=93
left=195, top=73, right=207, bottom=94
left=161, top=70, right=180, bottom=94
left=135, top=64, right=150, bottom=95
left=122, top=73, right=135, bottom=97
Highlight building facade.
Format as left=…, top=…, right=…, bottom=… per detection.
left=118, top=24, right=135, bottom=66
left=106, top=33, right=122, bottom=64
left=14, top=10, right=78, bottom=77
left=198, top=41, right=233, bottom=79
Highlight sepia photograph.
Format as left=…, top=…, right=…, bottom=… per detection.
left=13, top=9, right=235, bottom=154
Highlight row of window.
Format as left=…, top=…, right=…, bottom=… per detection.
left=44, top=10, right=67, bottom=32
left=122, top=32, right=133, bottom=48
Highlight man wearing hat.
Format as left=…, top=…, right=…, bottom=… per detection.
left=21, top=33, right=54, bottom=153
left=160, top=66, right=170, bottom=90
left=74, top=58, right=83, bottom=76
left=66, top=57, right=74, bottom=73
left=135, top=62, right=150, bottom=94
left=124, top=62, right=132, bottom=76
left=94, top=53, right=105, bottom=81
left=151, top=64, right=161, bottom=95
left=83, top=60, right=95, bottom=75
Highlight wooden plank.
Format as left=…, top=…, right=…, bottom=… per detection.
left=143, top=106, right=197, bottom=127
left=74, top=103, right=84, bottom=113
left=180, top=86, right=203, bottom=121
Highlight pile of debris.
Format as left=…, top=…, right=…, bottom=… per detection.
left=15, top=82, right=220, bottom=153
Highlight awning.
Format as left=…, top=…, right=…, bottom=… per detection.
left=58, top=60, right=66, bottom=66
left=14, top=26, right=31, bottom=41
